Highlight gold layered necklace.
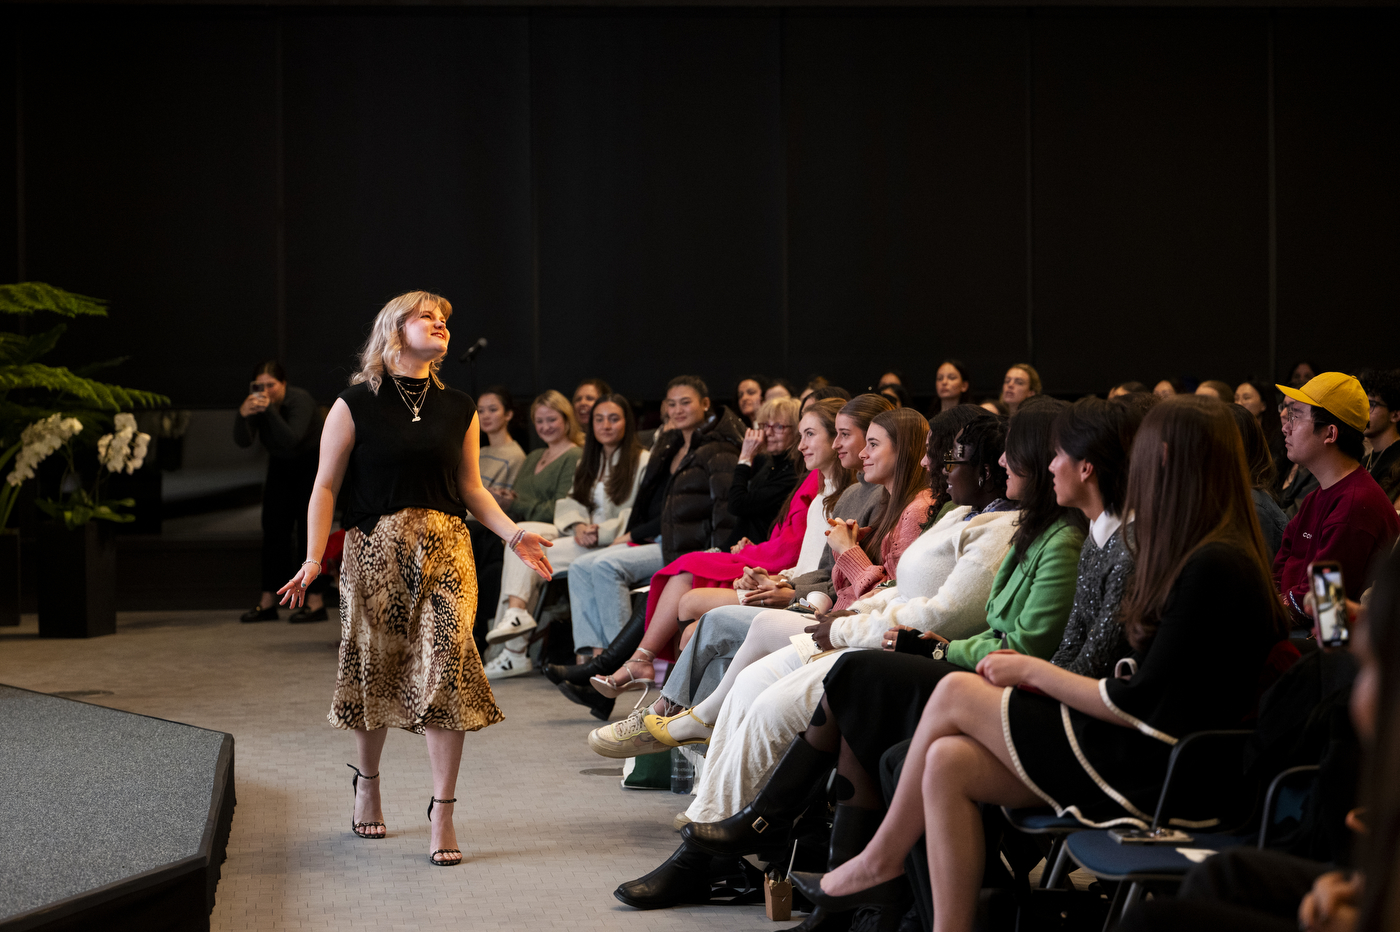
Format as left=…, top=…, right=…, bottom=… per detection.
left=390, top=375, right=430, bottom=422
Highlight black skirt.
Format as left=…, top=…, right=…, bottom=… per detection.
left=1003, top=686, right=1178, bottom=829
left=823, top=651, right=965, bottom=780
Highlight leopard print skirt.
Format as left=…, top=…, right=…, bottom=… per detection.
left=328, top=508, right=504, bottom=734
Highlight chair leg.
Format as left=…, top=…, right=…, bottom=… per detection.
left=1042, top=838, right=1072, bottom=890
left=1101, top=880, right=1126, bottom=932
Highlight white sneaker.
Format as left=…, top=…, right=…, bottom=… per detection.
left=484, top=648, right=531, bottom=680
left=486, top=607, right=537, bottom=645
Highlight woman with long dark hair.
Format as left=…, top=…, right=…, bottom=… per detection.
left=278, top=291, right=553, bottom=867
left=482, top=394, right=649, bottom=677
left=791, top=396, right=1288, bottom=927
left=1228, top=402, right=1288, bottom=558
left=932, top=360, right=973, bottom=412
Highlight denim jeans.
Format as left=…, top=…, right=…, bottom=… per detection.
left=660, top=603, right=763, bottom=707
left=566, top=542, right=664, bottom=649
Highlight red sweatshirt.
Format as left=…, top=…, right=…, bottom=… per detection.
left=1273, top=466, right=1400, bottom=624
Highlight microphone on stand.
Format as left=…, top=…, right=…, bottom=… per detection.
left=460, top=337, right=488, bottom=363
left=460, top=337, right=488, bottom=396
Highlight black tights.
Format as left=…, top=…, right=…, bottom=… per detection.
left=801, top=693, right=883, bottom=810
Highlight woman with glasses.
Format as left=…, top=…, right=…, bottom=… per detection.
left=726, top=397, right=803, bottom=548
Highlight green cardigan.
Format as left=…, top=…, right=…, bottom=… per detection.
left=945, top=516, right=1086, bottom=670
left=507, top=446, right=582, bottom=524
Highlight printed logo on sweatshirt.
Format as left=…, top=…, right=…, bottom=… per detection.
left=1302, top=532, right=1313, bottom=539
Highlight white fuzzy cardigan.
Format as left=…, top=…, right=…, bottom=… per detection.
left=828, top=505, right=1018, bottom=649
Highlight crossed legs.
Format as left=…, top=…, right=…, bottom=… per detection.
left=817, top=672, right=1042, bottom=932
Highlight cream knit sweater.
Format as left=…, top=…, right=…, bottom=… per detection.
left=828, top=505, right=1018, bottom=649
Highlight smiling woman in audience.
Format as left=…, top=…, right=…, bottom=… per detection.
left=482, top=394, right=648, bottom=679
left=734, top=375, right=768, bottom=427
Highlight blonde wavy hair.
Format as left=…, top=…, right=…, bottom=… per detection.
left=350, top=291, right=453, bottom=394
left=531, top=390, right=585, bottom=447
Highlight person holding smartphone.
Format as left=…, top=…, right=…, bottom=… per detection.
left=235, top=361, right=328, bottom=623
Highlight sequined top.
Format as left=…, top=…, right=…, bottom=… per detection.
left=1049, top=523, right=1134, bottom=678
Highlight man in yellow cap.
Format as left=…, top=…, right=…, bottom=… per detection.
left=1273, top=372, right=1400, bottom=626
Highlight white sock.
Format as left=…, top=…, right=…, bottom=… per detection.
left=665, top=709, right=713, bottom=743
left=504, top=635, right=528, bottom=654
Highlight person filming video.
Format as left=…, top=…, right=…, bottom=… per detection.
left=235, top=361, right=328, bottom=623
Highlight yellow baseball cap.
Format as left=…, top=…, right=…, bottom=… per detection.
left=1275, top=372, right=1370, bottom=432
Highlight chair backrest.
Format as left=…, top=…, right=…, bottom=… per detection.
left=1258, top=764, right=1321, bottom=850
left=1152, top=730, right=1257, bottom=832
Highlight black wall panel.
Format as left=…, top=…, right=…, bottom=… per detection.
left=282, top=12, right=532, bottom=404
left=1030, top=10, right=1271, bottom=396
left=4, top=7, right=1397, bottom=411
left=784, top=11, right=1028, bottom=399
left=19, top=10, right=278, bottom=405
left=531, top=12, right=784, bottom=403
left=1273, top=9, right=1400, bottom=381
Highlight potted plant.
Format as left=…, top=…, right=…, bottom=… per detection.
left=0, top=282, right=167, bottom=634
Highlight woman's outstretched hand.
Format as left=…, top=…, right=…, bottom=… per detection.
left=514, top=532, right=555, bottom=581
left=277, top=563, right=320, bottom=608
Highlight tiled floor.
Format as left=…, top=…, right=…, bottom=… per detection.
left=0, top=611, right=799, bottom=931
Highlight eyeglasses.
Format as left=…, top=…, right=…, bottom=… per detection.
left=943, top=456, right=972, bottom=474
left=1370, top=399, right=1390, bottom=411
left=1280, top=407, right=1314, bottom=428
left=758, top=423, right=791, bottom=433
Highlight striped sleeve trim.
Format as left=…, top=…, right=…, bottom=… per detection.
left=1098, top=679, right=1178, bottom=746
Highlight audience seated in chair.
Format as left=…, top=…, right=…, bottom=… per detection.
left=483, top=394, right=648, bottom=678
left=586, top=398, right=828, bottom=701
left=1359, top=368, right=1400, bottom=504
left=1118, top=542, right=1400, bottom=932
left=605, top=394, right=895, bottom=730
left=779, top=395, right=1289, bottom=930
left=726, top=397, right=803, bottom=549
left=1274, top=373, right=1399, bottom=628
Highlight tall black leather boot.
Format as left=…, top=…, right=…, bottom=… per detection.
left=785, top=803, right=886, bottom=931
left=544, top=599, right=646, bottom=686
left=614, top=839, right=714, bottom=910
left=683, top=737, right=836, bottom=857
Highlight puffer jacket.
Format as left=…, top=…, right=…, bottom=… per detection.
left=658, top=406, right=746, bottom=563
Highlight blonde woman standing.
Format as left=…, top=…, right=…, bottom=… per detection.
left=279, top=290, right=553, bottom=867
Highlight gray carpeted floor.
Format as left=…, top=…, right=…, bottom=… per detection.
left=0, top=685, right=226, bottom=920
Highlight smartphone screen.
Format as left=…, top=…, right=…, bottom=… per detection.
left=1311, top=564, right=1348, bottom=646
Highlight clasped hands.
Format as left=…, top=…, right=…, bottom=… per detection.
left=824, top=518, right=870, bottom=557
left=734, top=566, right=795, bottom=608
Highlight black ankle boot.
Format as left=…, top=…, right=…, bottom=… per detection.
left=545, top=603, right=646, bottom=685
left=683, top=737, right=836, bottom=857
left=828, top=804, right=884, bottom=868
left=555, top=680, right=615, bottom=720
left=614, top=840, right=713, bottom=910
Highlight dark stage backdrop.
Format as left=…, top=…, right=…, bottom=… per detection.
left=2, top=6, right=1396, bottom=408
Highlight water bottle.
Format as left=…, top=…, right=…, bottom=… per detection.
left=670, top=747, right=694, bottom=794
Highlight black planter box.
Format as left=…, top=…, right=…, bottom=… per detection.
left=38, top=522, right=117, bottom=638
left=0, top=531, right=18, bottom=626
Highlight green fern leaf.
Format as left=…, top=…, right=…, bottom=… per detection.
left=0, top=283, right=108, bottom=318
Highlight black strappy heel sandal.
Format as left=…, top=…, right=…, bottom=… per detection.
left=347, top=764, right=386, bottom=839
left=427, top=796, right=462, bottom=867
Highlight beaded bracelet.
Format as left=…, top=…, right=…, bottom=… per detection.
left=507, top=529, right=526, bottom=553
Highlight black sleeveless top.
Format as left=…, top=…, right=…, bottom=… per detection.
left=338, top=377, right=477, bottom=533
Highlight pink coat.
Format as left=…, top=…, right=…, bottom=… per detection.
left=643, top=469, right=822, bottom=657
